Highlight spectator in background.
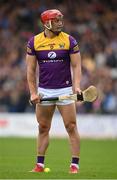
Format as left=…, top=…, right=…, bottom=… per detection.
left=101, top=79, right=117, bottom=114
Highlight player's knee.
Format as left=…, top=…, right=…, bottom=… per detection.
left=65, top=122, right=76, bottom=133
left=39, top=124, right=50, bottom=134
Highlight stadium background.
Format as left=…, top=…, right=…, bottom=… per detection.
left=0, top=0, right=117, bottom=179
left=0, top=0, right=117, bottom=113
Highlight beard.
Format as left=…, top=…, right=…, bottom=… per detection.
left=49, top=30, right=61, bottom=35
left=51, top=27, right=63, bottom=35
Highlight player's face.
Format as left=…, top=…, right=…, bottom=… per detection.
left=51, top=16, right=64, bottom=32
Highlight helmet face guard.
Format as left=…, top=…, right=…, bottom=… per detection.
left=41, top=9, right=64, bottom=31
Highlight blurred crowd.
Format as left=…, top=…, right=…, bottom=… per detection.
left=0, top=0, right=117, bottom=114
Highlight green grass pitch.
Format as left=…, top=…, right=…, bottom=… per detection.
left=0, top=137, right=117, bottom=179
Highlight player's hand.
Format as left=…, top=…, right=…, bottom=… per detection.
left=74, top=87, right=82, bottom=95
left=30, top=93, right=40, bottom=105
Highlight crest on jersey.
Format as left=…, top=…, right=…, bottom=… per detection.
left=48, top=51, right=56, bottom=59
left=59, top=43, right=65, bottom=49
left=50, top=44, right=54, bottom=50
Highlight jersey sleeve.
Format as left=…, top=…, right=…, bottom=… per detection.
left=69, top=35, right=80, bottom=54
left=27, top=36, right=36, bottom=56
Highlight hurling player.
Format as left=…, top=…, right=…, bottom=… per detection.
left=26, top=9, right=82, bottom=173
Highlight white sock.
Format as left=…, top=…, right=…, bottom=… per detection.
left=37, top=163, right=44, bottom=168
left=70, top=163, right=79, bottom=169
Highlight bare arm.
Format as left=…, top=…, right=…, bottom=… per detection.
left=26, top=54, right=40, bottom=103
left=70, top=52, right=82, bottom=93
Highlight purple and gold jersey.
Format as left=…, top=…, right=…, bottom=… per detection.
left=27, top=31, right=80, bottom=89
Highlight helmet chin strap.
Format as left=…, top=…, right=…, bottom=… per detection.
left=44, top=20, right=61, bottom=35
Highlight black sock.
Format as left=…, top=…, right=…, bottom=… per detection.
left=37, top=156, right=45, bottom=164
left=71, top=157, right=79, bottom=165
